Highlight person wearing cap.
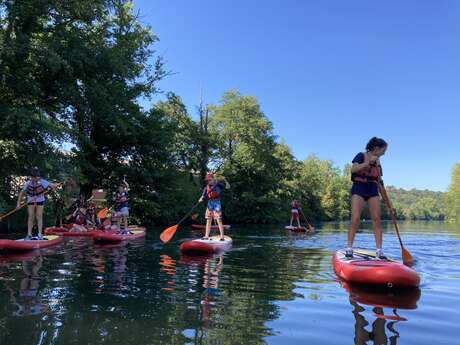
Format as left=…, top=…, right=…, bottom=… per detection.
left=16, top=167, right=59, bottom=239
left=198, top=173, right=230, bottom=241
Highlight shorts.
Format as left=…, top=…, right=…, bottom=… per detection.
left=115, top=207, right=129, bottom=217
left=351, top=182, right=379, bottom=201
left=28, top=201, right=44, bottom=206
left=205, top=200, right=222, bottom=220
left=291, top=210, right=299, bottom=220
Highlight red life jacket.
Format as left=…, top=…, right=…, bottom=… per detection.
left=206, top=184, right=221, bottom=200
left=115, top=192, right=128, bottom=205
left=26, top=180, right=47, bottom=197
left=352, top=153, right=381, bottom=184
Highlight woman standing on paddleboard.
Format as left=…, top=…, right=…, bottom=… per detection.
left=16, top=167, right=59, bottom=239
left=199, top=173, right=230, bottom=241
left=346, top=137, right=387, bottom=259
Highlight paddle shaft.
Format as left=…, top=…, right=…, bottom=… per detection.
left=0, top=203, right=26, bottom=221
left=378, top=183, right=404, bottom=248
left=178, top=202, right=201, bottom=225
left=299, top=209, right=313, bottom=229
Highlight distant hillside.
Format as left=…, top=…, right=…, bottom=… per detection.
left=385, top=186, right=445, bottom=220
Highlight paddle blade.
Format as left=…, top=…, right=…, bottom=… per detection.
left=97, top=207, right=109, bottom=219
left=191, top=213, right=199, bottom=220
left=402, top=247, right=415, bottom=266
left=160, top=225, right=179, bottom=244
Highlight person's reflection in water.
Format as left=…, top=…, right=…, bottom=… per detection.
left=351, top=299, right=400, bottom=345
left=4, top=256, right=49, bottom=317
left=201, top=255, right=223, bottom=327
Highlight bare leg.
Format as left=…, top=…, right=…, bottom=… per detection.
left=36, top=206, right=44, bottom=237
left=368, top=196, right=383, bottom=249
left=347, top=195, right=365, bottom=248
left=296, top=217, right=301, bottom=227
left=290, top=216, right=293, bottom=226
left=204, top=217, right=212, bottom=239
left=124, top=216, right=128, bottom=230
left=216, top=218, right=225, bottom=239
left=27, top=205, right=35, bottom=237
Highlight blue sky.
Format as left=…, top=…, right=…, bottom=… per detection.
left=135, top=0, right=459, bottom=192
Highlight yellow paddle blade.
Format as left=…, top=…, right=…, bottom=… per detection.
left=160, top=225, right=179, bottom=244
left=97, top=207, right=109, bottom=219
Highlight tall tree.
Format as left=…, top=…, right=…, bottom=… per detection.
left=445, top=163, right=460, bottom=222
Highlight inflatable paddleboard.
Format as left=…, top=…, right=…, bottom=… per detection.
left=93, top=230, right=146, bottom=243
left=44, top=226, right=101, bottom=237
left=285, top=225, right=307, bottom=232
left=0, top=235, right=64, bottom=252
left=191, top=224, right=231, bottom=230
left=333, top=249, right=420, bottom=288
left=180, top=235, right=232, bottom=255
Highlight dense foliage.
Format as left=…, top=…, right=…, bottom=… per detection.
left=0, top=1, right=449, bottom=229
left=445, top=164, right=460, bottom=222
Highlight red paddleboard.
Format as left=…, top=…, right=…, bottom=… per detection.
left=44, top=226, right=101, bottom=237
left=191, top=224, right=231, bottom=230
left=285, top=225, right=309, bottom=232
left=333, top=249, right=420, bottom=288
left=93, top=230, right=146, bottom=243
left=180, top=235, right=232, bottom=255
left=0, top=235, right=64, bottom=252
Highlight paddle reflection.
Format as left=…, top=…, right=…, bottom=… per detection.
left=159, top=254, right=177, bottom=292
left=342, top=281, right=421, bottom=345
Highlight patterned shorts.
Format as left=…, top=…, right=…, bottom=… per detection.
left=205, top=200, right=222, bottom=219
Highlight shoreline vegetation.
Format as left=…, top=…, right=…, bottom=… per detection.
left=0, top=1, right=458, bottom=229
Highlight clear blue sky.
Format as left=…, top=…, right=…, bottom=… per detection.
left=135, top=0, right=459, bottom=192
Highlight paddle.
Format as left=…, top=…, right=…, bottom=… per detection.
left=0, top=203, right=27, bottom=221
left=377, top=177, right=414, bottom=265
left=300, top=209, right=314, bottom=231
left=160, top=202, right=201, bottom=244
left=97, top=207, right=110, bottom=219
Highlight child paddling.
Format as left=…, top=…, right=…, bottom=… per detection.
left=199, top=173, right=230, bottom=241
left=16, top=167, right=60, bottom=239
left=346, top=137, right=388, bottom=259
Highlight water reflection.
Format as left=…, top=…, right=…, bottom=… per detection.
left=342, top=281, right=421, bottom=345
left=3, top=255, right=49, bottom=317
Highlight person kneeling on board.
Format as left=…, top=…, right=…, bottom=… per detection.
left=199, top=173, right=230, bottom=241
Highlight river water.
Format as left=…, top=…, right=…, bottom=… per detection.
left=0, top=221, right=459, bottom=345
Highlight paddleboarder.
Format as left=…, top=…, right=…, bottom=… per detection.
left=16, top=167, right=60, bottom=239
left=346, top=137, right=388, bottom=259
left=199, top=173, right=230, bottom=241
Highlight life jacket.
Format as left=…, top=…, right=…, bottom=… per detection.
left=74, top=208, right=86, bottom=225
left=87, top=203, right=96, bottom=215
left=351, top=152, right=382, bottom=184
left=26, top=179, right=47, bottom=197
left=206, top=184, right=221, bottom=200
left=115, top=192, right=128, bottom=206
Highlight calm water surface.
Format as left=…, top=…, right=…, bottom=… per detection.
left=0, top=221, right=459, bottom=345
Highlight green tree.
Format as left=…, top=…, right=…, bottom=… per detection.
left=445, top=163, right=460, bottom=222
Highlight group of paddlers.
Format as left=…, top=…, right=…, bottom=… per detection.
left=13, top=168, right=131, bottom=240
left=10, top=136, right=389, bottom=259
